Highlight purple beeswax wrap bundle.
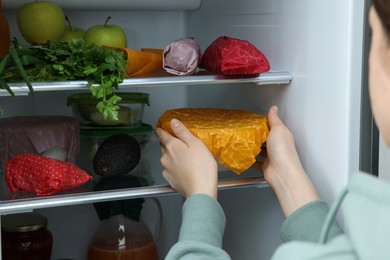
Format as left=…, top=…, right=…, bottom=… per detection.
left=163, top=37, right=202, bottom=75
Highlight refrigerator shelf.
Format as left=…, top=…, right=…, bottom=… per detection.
left=0, top=177, right=268, bottom=215
left=0, top=71, right=292, bottom=97
left=3, top=0, right=202, bottom=11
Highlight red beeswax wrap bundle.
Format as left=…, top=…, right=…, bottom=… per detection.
left=199, top=36, right=270, bottom=75
left=6, top=154, right=93, bottom=196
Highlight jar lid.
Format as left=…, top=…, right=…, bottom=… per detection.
left=1, top=213, right=48, bottom=233
left=80, top=123, right=153, bottom=137
left=67, top=92, right=150, bottom=106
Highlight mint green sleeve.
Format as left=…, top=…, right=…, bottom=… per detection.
left=165, top=194, right=231, bottom=260
left=280, top=200, right=343, bottom=242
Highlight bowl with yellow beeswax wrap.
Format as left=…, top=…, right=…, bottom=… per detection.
left=156, top=108, right=269, bottom=174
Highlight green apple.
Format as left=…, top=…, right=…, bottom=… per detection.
left=61, top=16, right=85, bottom=41
left=84, top=17, right=127, bottom=48
left=17, top=0, right=65, bottom=45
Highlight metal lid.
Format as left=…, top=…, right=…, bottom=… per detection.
left=67, top=92, right=150, bottom=106
left=1, top=213, right=48, bottom=233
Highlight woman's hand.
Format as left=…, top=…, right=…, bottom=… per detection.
left=256, top=106, right=320, bottom=217
left=155, top=118, right=218, bottom=199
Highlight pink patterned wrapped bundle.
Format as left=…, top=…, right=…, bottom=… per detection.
left=163, top=37, right=202, bottom=75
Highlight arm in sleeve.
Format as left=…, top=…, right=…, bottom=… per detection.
left=165, top=194, right=231, bottom=260
left=280, top=200, right=343, bottom=243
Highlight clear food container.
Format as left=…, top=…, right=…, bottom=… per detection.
left=67, top=92, right=150, bottom=127
left=76, top=124, right=153, bottom=177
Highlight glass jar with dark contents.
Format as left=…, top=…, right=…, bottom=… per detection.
left=2, top=213, right=53, bottom=260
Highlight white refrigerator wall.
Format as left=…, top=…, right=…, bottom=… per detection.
left=187, top=1, right=365, bottom=258
left=188, top=0, right=365, bottom=205
left=2, top=0, right=367, bottom=259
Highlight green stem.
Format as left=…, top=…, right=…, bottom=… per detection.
left=104, top=16, right=111, bottom=27
left=9, top=44, right=35, bottom=96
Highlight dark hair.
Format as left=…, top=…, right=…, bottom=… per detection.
left=372, top=0, right=390, bottom=38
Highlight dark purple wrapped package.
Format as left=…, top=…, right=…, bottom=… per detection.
left=163, top=37, right=202, bottom=75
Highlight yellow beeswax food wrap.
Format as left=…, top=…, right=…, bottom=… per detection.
left=110, top=47, right=164, bottom=77
left=156, top=108, right=269, bottom=174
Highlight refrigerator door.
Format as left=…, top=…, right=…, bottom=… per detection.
left=379, top=136, right=390, bottom=181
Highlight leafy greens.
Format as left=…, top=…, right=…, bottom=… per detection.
left=0, top=38, right=127, bottom=120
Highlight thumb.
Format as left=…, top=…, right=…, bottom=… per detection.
left=170, top=118, right=196, bottom=144
left=268, top=106, right=283, bottom=129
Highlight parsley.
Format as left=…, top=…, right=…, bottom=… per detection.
left=0, top=39, right=127, bottom=120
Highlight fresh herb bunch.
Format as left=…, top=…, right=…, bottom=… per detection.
left=0, top=38, right=127, bottom=120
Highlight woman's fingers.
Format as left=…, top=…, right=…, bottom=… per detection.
left=169, top=118, right=197, bottom=145
left=268, top=105, right=285, bottom=130
left=155, top=127, right=173, bottom=147
left=156, top=119, right=196, bottom=148
left=160, top=145, right=165, bottom=155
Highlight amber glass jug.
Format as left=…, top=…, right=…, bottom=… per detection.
left=0, top=0, right=10, bottom=56
left=88, top=175, right=161, bottom=260
left=87, top=214, right=159, bottom=260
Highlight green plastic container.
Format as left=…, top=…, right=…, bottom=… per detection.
left=67, top=92, right=150, bottom=128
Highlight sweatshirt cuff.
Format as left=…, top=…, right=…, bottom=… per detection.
left=280, top=200, right=342, bottom=243
left=179, top=194, right=226, bottom=248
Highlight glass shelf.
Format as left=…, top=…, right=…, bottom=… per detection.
left=0, top=71, right=293, bottom=96
left=3, top=0, right=202, bottom=11
left=0, top=139, right=269, bottom=215
left=0, top=177, right=268, bottom=214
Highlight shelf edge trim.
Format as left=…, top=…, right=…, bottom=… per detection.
left=0, top=177, right=267, bottom=214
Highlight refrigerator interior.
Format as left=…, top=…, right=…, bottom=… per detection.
left=1, top=0, right=368, bottom=259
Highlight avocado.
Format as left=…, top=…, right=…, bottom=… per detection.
left=93, top=134, right=141, bottom=177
